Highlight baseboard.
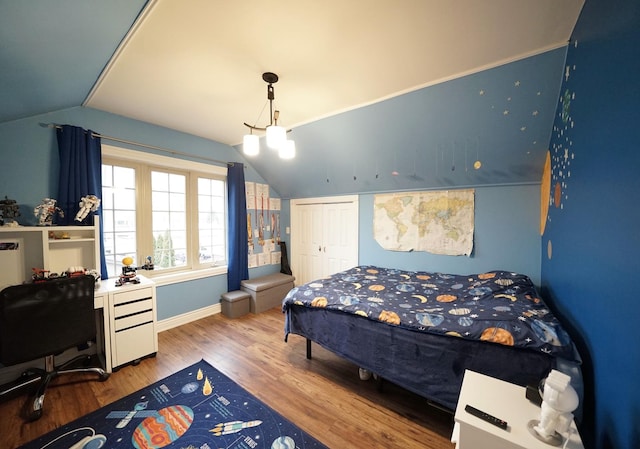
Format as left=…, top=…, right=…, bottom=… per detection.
left=156, top=303, right=221, bottom=333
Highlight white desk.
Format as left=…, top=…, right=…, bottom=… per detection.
left=0, top=275, right=156, bottom=384
left=452, top=370, right=584, bottom=449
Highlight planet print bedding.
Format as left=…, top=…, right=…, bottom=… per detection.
left=283, top=265, right=581, bottom=410
left=283, top=265, right=576, bottom=359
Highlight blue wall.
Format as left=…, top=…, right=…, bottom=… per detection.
left=541, top=1, right=640, bottom=448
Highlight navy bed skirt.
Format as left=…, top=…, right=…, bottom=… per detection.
left=285, top=304, right=562, bottom=411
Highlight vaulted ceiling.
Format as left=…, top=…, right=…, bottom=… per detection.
left=1, top=0, right=584, bottom=197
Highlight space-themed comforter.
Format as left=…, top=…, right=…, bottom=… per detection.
left=282, top=265, right=576, bottom=360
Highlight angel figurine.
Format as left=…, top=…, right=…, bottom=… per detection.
left=75, top=195, right=101, bottom=222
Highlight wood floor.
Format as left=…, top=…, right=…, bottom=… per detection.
left=0, top=308, right=456, bottom=449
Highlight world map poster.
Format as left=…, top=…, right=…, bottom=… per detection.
left=373, top=189, right=474, bottom=256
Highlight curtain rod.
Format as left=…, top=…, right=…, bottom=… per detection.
left=44, top=123, right=237, bottom=167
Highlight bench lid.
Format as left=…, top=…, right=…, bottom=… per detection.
left=241, top=273, right=294, bottom=292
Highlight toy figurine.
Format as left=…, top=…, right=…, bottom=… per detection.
left=75, top=195, right=101, bottom=222
left=140, top=255, right=154, bottom=270
left=0, top=196, right=20, bottom=226
left=529, top=370, right=579, bottom=446
left=32, top=268, right=51, bottom=283
left=34, top=198, right=64, bottom=226
left=115, top=256, right=140, bottom=287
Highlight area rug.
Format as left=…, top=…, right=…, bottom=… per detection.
left=21, top=359, right=328, bottom=449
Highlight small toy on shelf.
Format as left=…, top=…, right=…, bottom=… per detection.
left=75, top=195, right=101, bottom=222
left=34, top=198, right=64, bottom=226
left=66, top=266, right=86, bottom=277
left=115, top=256, right=140, bottom=287
left=0, top=196, right=21, bottom=227
left=140, top=255, right=154, bottom=270
left=32, top=268, right=51, bottom=283
left=66, top=266, right=101, bottom=287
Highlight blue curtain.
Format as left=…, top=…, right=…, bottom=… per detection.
left=56, top=125, right=108, bottom=279
left=227, top=163, right=248, bottom=292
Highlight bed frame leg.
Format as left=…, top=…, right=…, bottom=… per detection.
left=306, top=339, right=312, bottom=359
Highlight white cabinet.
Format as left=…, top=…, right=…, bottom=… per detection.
left=0, top=223, right=100, bottom=287
left=97, top=275, right=158, bottom=370
left=452, top=370, right=584, bottom=449
left=290, top=195, right=359, bottom=285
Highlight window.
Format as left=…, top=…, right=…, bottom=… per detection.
left=101, top=145, right=227, bottom=283
left=151, top=170, right=187, bottom=270
left=197, top=177, right=226, bottom=265
left=102, top=164, right=137, bottom=277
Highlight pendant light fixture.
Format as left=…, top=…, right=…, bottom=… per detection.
left=243, top=72, right=295, bottom=158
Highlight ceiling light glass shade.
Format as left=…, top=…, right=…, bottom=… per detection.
left=243, top=134, right=260, bottom=156
left=279, top=139, right=296, bottom=159
left=266, top=125, right=286, bottom=150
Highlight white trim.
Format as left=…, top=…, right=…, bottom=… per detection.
left=102, top=144, right=227, bottom=176
left=84, top=0, right=159, bottom=106
left=149, top=265, right=227, bottom=286
left=290, top=194, right=359, bottom=206
left=282, top=42, right=570, bottom=135
left=156, top=303, right=221, bottom=333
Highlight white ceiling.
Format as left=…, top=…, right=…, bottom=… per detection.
left=85, top=0, right=585, bottom=146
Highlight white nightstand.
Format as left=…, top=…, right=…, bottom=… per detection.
left=451, top=370, right=584, bottom=449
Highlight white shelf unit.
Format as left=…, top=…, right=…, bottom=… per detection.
left=0, top=222, right=109, bottom=379
left=0, top=222, right=100, bottom=286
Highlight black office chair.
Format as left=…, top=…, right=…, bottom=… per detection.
left=0, top=275, right=109, bottom=421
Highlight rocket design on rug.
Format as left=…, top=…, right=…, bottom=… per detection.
left=210, top=419, right=263, bottom=436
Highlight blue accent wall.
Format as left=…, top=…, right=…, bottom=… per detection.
left=541, top=1, right=640, bottom=448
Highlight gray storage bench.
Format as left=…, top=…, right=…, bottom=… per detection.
left=240, top=273, right=295, bottom=313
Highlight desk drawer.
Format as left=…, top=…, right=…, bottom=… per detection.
left=114, top=298, right=153, bottom=318
left=112, top=287, right=153, bottom=305
left=115, top=310, right=154, bottom=332
left=114, top=322, right=156, bottom=367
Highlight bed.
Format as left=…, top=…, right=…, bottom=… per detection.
left=283, top=265, right=581, bottom=412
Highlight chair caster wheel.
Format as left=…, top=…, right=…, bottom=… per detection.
left=26, top=407, right=43, bottom=422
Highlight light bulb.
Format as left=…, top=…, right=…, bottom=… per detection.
left=266, top=125, right=286, bottom=150
left=279, top=140, right=296, bottom=159
left=243, top=134, right=259, bottom=156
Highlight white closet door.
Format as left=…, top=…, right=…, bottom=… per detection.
left=322, top=201, right=358, bottom=277
left=293, top=203, right=325, bottom=286
left=291, top=196, right=358, bottom=285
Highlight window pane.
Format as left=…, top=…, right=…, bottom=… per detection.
left=198, top=177, right=211, bottom=195
left=197, top=177, right=226, bottom=265
left=152, top=170, right=186, bottom=271
left=114, top=210, right=136, bottom=232
left=152, top=171, right=168, bottom=190
left=114, top=188, right=136, bottom=210
left=169, top=173, right=185, bottom=193
left=114, top=166, right=135, bottom=189
left=152, top=191, right=169, bottom=210
left=102, top=164, right=137, bottom=278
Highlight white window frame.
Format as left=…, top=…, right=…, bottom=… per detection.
left=102, top=145, right=228, bottom=286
